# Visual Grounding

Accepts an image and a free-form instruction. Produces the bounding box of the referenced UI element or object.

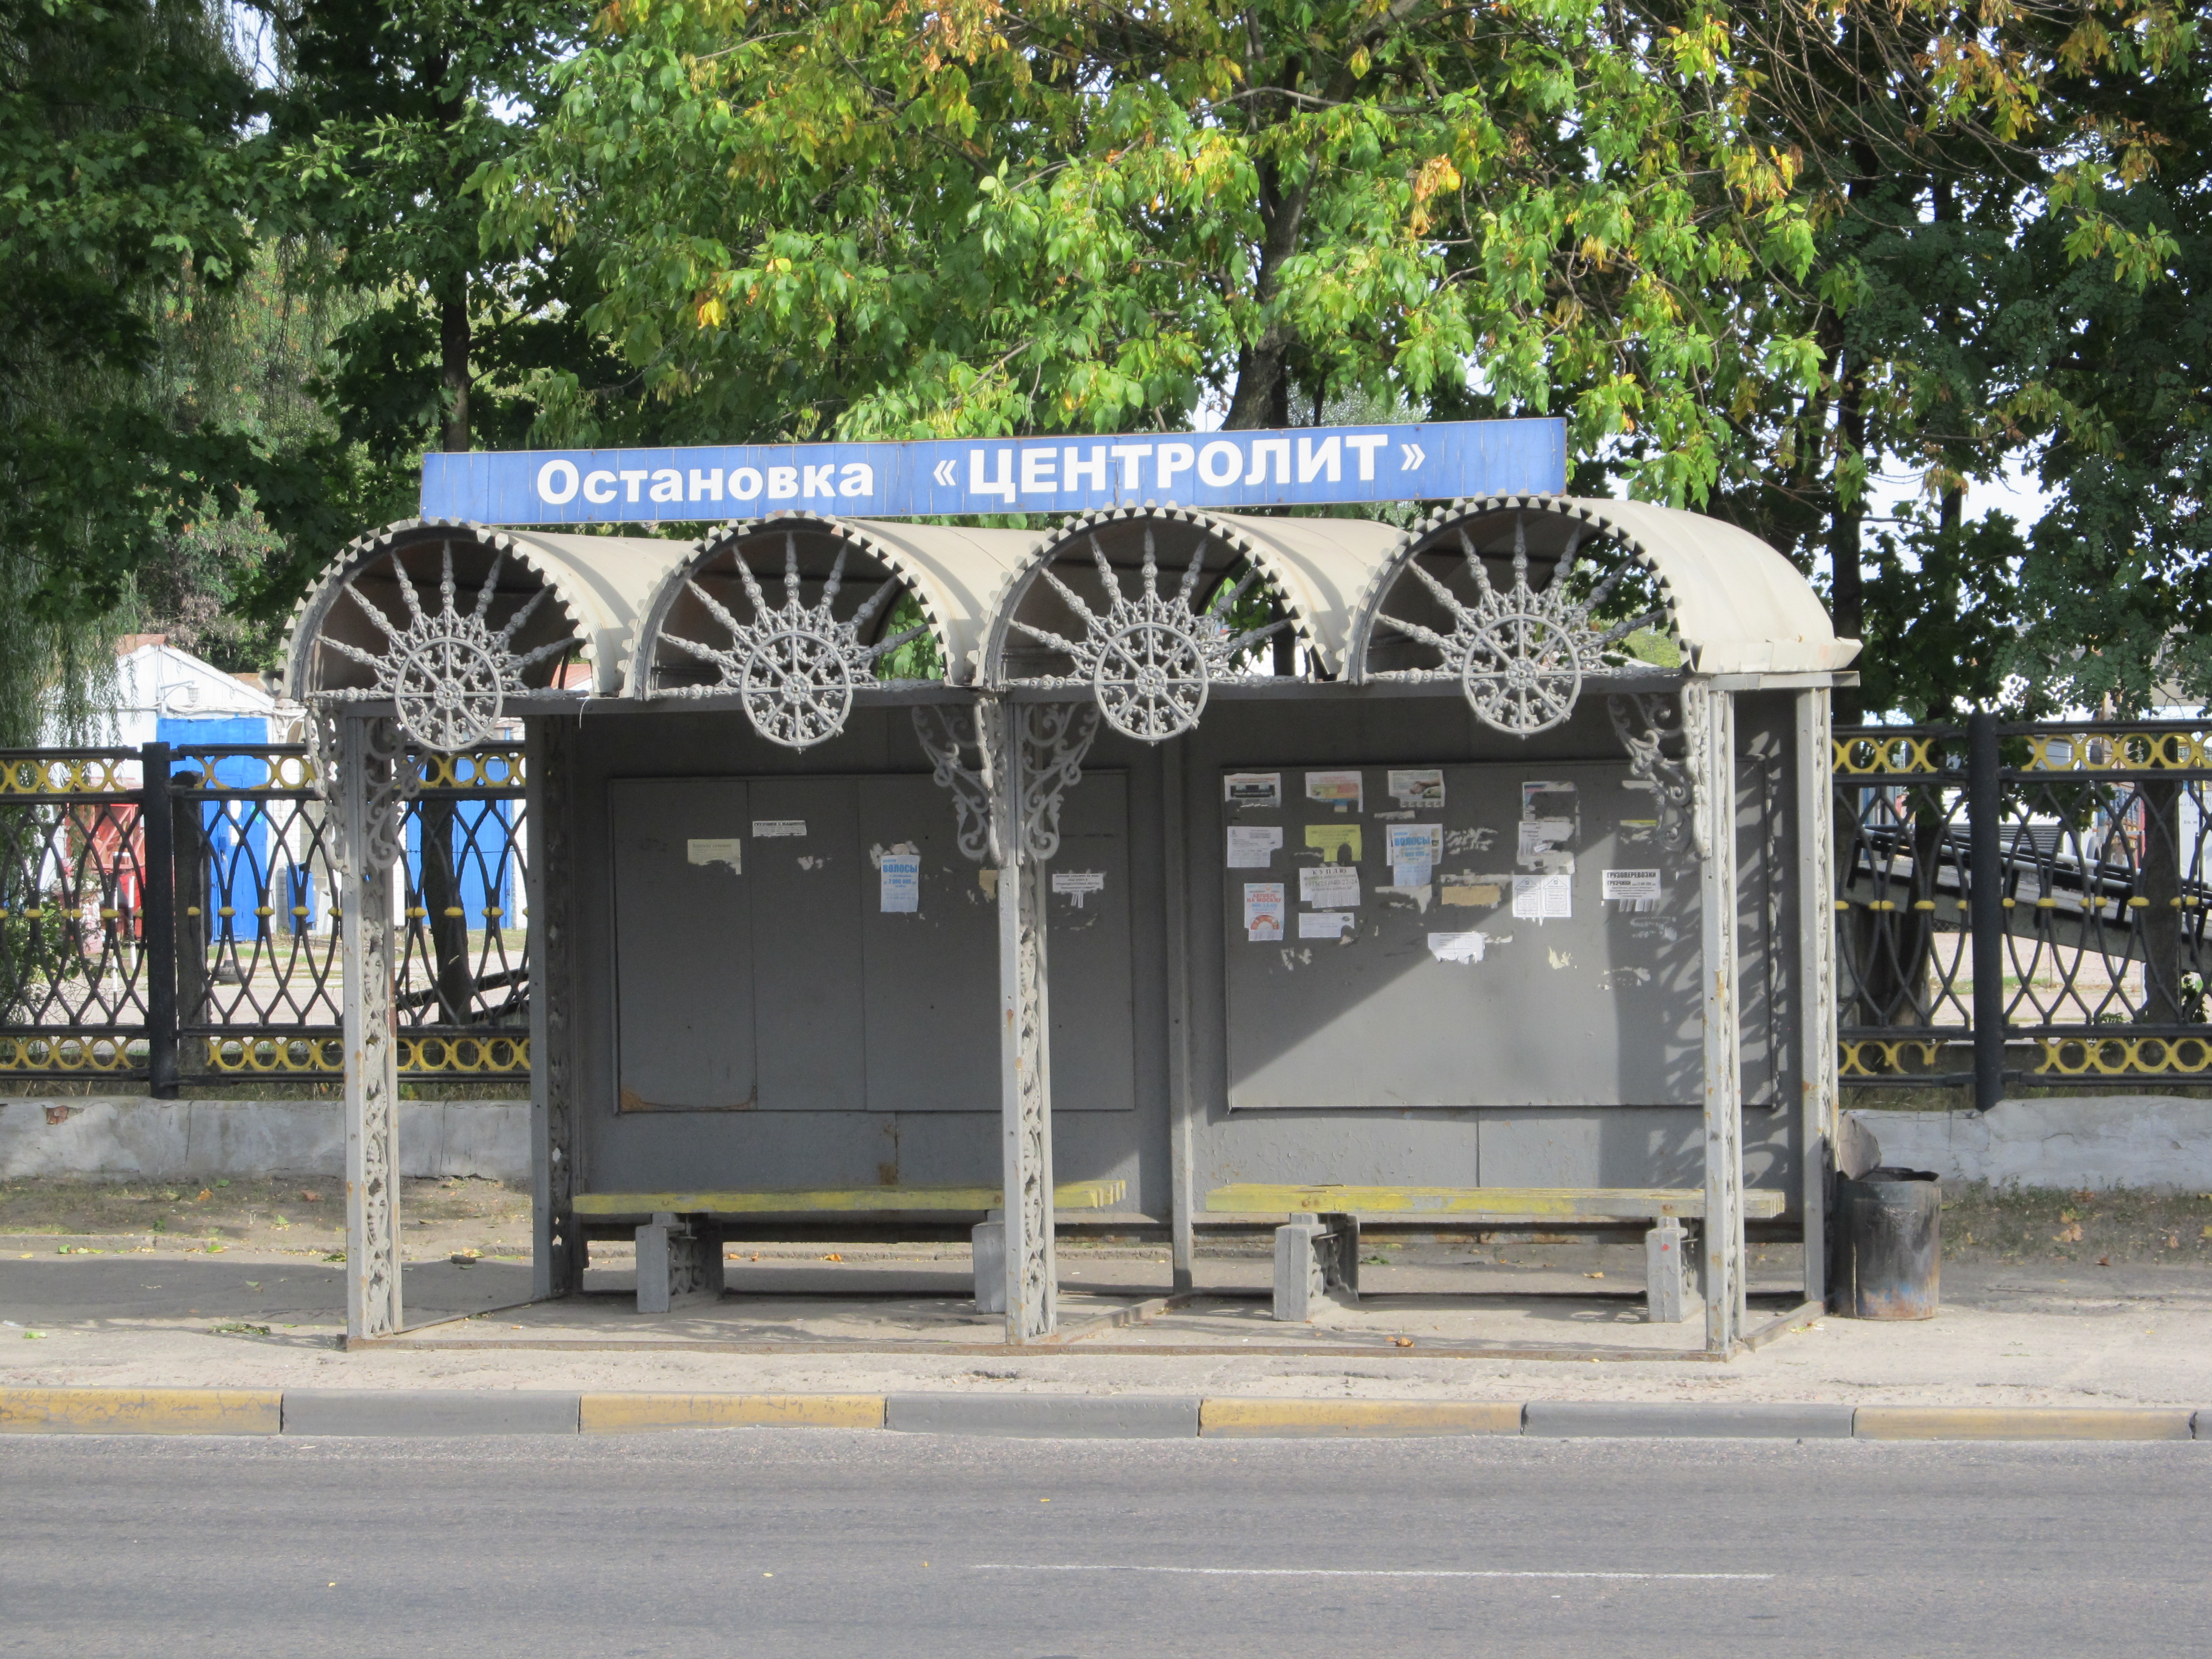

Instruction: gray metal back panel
[748,776,869,1111]
[1220,758,1703,1108]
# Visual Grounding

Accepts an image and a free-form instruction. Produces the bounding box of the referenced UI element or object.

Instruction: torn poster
[1427,931,1486,964]
[1224,772,1282,809]
[1386,823,1443,887]
[1243,882,1286,942]
[752,819,806,838]
[1303,824,1363,864]
[1299,864,1361,908]
[1602,868,1663,912]
[1305,770,1364,812]
[879,853,920,913]
[1226,825,1284,869]
[1052,871,1107,908]
[1512,871,1572,920]
[1516,817,1575,865]
[1521,779,1577,819]
[1440,883,1504,907]
[1298,910,1355,941]
[686,838,742,874]
[1388,768,1445,808]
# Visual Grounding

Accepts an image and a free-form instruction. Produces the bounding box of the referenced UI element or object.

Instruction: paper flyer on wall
[1511,871,1572,920]
[1225,826,1283,869]
[686,838,742,873]
[1303,824,1362,864]
[1517,818,1575,865]
[1427,931,1486,964]
[1521,779,1576,819]
[1243,883,1286,942]
[879,854,920,913]
[1386,823,1442,886]
[1224,772,1282,809]
[1388,768,1445,808]
[752,820,806,838]
[1304,770,1363,812]
[1299,864,1361,908]
[1602,868,1662,911]
[1298,910,1355,940]
[1052,871,1106,908]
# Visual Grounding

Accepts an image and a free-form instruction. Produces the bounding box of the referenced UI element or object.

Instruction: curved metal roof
[1346,494,1859,679]
[979,504,1404,682]
[281,518,692,705]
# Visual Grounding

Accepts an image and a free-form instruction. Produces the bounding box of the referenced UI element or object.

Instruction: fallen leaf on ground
[1391,1336,1414,1347]
[1584,1271,1604,1279]
[820,1253,844,1262]
[2098,1255,2112,1267]
[195,1190,211,1203]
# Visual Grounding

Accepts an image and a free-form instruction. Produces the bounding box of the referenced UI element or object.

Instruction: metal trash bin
[1832,1167,1941,1319]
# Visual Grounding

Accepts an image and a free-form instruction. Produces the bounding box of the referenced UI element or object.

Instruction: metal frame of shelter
[284,494,1857,1355]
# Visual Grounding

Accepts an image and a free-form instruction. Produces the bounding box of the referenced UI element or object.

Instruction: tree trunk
[440,287,470,454]
[1222,156,1308,431]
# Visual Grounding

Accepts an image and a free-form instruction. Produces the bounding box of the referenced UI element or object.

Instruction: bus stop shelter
[284,482,1856,1358]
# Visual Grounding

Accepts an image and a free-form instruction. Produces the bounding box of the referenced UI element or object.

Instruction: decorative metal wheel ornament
[1375,512,1665,738]
[1011,525,1287,742]
[324,544,566,752]
[662,534,927,750]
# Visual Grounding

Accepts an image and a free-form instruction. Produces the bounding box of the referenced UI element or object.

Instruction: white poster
[1243,882,1286,942]
[1304,770,1364,812]
[751,819,806,838]
[1427,931,1487,964]
[1224,772,1282,808]
[1386,823,1442,886]
[1388,768,1445,808]
[1298,910,1355,940]
[1052,870,1107,909]
[1226,826,1284,869]
[1512,872,1572,920]
[879,854,920,913]
[1602,868,1663,911]
[1299,864,1361,908]
[685,838,742,874]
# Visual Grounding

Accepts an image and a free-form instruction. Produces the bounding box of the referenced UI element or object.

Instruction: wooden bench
[575,1183,1129,1313]
[1204,1185,1788,1324]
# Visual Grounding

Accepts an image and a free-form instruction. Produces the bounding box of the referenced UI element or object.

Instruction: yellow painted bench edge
[575,1181,1126,1217]
[1202,1185,1787,1219]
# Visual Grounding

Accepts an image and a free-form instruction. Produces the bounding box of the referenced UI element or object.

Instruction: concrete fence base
[1853,1096,2212,1192]
[0,1097,528,1183]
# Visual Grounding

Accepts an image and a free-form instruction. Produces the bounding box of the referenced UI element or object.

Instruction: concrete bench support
[635,1213,724,1314]
[1644,1217,1703,1323]
[1272,1212,1359,1322]
[972,1211,1005,1315]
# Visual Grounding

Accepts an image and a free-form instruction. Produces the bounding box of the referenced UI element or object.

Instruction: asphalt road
[4,1431,2206,1657]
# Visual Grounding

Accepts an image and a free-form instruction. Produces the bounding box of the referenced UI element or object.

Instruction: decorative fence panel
[1837,715,2212,1101]
[0,741,529,1088]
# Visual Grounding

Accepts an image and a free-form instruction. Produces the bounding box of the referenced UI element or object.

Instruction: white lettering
[838,462,874,498]
[1296,435,1341,483]
[767,466,799,499]
[1157,441,1195,492]
[1246,439,1290,485]
[1346,434,1389,480]
[729,467,764,502]
[687,467,723,503]
[583,469,618,504]
[802,463,836,497]
[1108,442,1153,488]
[1198,440,1241,487]
[536,458,580,504]
[1064,445,1107,491]
[618,468,649,503]
[1020,447,1057,494]
[649,468,684,504]
[970,448,1016,502]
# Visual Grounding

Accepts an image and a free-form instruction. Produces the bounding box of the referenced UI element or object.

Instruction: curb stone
[4,1389,2211,1441]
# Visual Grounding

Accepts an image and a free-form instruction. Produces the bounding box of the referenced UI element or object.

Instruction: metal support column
[1966,710,2007,1115]
[1691,681,1745,1353]
[340,714,403,1342]
[1162,735,1197,1292]
[138,742,179,1100]
[529,717,582,1300]
[992,699,1057,1342]
[1793,689,1837,1308]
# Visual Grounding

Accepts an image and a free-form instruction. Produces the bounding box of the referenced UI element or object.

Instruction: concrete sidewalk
[5,1234,2211,1411]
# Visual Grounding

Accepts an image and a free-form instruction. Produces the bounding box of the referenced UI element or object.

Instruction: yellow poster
[1303,825,1363,864]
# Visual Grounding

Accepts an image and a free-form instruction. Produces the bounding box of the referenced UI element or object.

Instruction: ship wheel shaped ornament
[663,535,930,750]
[1375,514,1666,738]
[324,545,569,752]
[1011,526,1290,742]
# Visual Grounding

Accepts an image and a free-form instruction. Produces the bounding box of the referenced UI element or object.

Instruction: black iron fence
[0,740,529,1090]
[1837,714,2212,1102]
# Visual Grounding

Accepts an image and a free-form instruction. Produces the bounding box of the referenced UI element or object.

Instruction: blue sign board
[419,418,1566,525]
